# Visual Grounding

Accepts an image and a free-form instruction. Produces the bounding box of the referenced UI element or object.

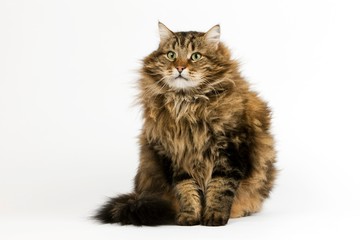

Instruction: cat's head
[142,22,235,94]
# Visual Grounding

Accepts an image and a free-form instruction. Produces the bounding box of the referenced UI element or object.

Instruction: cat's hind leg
[230,186,263,218]
[230,161,277,218]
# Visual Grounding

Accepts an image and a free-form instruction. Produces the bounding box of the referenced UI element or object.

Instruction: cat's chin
[167,77,199,91]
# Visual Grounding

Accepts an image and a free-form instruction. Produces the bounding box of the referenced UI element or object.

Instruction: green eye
[167,51,176,61]
[191,52,202,62]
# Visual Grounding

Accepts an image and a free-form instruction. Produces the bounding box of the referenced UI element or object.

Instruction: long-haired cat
[94,22,277,226]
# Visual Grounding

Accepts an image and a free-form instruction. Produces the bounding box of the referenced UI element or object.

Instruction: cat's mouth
[175,76,188,81]
[167,75,198,90]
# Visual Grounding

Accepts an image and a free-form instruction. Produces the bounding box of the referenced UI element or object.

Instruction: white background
[1,0,360,239]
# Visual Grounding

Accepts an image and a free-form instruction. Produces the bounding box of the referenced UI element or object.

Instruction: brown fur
[94,23,277,226]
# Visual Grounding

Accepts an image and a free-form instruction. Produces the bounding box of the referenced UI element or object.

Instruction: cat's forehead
[163,31,205,51]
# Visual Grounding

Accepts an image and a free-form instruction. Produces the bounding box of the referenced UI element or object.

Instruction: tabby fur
[94,22,277,226]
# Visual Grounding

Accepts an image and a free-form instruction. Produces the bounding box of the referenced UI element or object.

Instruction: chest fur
[143,93,244,189]
[145,95,235,168]
[146,113,214,189]
[147,100,209,157]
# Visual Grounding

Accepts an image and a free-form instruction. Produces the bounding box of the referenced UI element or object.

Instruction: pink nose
[176,66,186,73]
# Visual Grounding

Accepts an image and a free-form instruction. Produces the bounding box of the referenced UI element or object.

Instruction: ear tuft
[205,25,220,49]
[158,22,174,44]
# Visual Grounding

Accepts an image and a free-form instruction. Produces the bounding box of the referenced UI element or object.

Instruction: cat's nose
[176,66,186,73]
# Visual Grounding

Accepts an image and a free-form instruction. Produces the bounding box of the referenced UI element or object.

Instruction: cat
[94,22,277,226]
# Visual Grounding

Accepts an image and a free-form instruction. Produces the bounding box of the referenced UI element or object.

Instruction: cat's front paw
[202,210,229,226]
[176,213,200,226]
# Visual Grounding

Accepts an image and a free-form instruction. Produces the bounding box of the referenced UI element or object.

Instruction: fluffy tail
[93,193,176,226]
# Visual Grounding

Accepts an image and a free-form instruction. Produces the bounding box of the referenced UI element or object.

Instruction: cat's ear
[158,22,174,44]
[205,25,221,49]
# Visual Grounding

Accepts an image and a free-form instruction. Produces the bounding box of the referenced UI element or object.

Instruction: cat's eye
[166,51,176,61]
[191,52,202,62]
